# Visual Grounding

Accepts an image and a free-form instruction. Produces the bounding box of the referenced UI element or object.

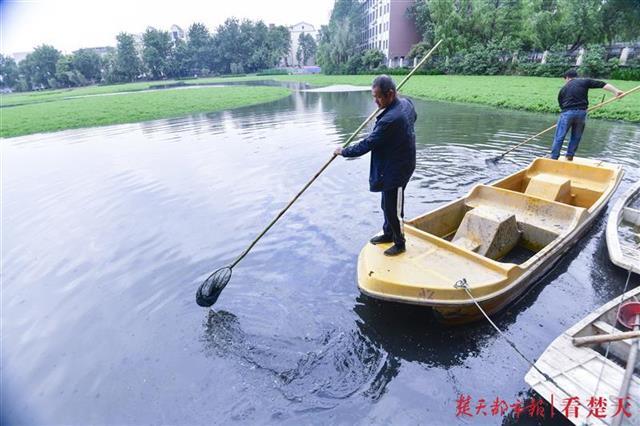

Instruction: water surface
[3,83,640,425]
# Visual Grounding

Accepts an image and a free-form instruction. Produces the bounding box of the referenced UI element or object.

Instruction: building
[360,0,420,68]
[170,25,186,43]
[288,22,318,67]
[78,46,113,58]
[11,51,29,63]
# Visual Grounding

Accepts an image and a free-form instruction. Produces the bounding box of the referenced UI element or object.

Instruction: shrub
[229,63,244,75]
[459,43,512,75]
[579,45,609,77]
[535,50,573,77]
[344,54,363,74]
[611,66,640,81]
[256,69,288,76]
[362,49,385,69]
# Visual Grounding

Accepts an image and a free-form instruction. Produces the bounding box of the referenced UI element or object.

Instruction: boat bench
[452,207,521,260]
[524,172,613,211]
[525,173,573,204]
[464,185,586,248]
[623,207,640,226]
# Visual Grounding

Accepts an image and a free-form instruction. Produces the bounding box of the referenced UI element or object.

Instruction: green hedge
[331,44,640,81]
[256,69,289,76]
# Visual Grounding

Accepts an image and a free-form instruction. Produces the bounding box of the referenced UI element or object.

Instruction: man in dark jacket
[551,69,623,161]
[334,75,417,256]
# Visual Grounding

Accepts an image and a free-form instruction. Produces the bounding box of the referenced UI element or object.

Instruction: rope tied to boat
[453,278,589,411]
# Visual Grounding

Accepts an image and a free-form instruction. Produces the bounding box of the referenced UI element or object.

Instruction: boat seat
[524,173,573,204]
[623,207,640,226]
[465,185,586,249]
[452,206,520,260]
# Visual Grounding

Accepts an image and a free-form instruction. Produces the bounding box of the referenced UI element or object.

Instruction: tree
[214,18,244,74]
[142,28,172,79]
[317,0,363,73]
[72,48,102,82]
[115,32,142,82]
[296,33,317,66]
[600,0,640,44]
[266,25,291,67]
[362,49,385,69]
[22,45,61,89]
[409,0,435,46]
[559,0,603,50]
[166,38,191,78]
[246,21,271,71]
[55,54,87,87]
[0,54,19,89]
[186,22,214,74]
[527,1,572,51]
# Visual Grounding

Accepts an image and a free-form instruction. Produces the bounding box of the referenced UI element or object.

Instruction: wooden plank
[594,321,622,335]
[527,333,640,425]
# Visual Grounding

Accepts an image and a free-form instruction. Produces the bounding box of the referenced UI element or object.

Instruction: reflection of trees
[326,91,376,138]
[221,84,324,130]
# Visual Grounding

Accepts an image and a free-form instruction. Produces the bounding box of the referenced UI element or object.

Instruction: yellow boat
[357,157,623,324]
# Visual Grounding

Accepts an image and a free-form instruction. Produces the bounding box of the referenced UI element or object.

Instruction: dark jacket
[341,97,417,192]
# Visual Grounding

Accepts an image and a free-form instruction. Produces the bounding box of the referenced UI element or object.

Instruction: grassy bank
[270,74,640,122]
[1,85,290,138]
[1,76,261,108]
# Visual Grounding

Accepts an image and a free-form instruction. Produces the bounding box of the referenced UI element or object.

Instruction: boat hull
[606,181,640,274]
[357,157,624,325]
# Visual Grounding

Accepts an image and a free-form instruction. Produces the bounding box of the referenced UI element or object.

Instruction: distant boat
[357,157,623,324]
[525,285,640,426]
[607,181,640,273]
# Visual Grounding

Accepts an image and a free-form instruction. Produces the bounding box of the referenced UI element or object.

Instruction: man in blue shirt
[334,75,417,256]
[551,69,623,161]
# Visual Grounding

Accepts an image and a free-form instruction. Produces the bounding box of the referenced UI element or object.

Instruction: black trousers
[381,185,406,246]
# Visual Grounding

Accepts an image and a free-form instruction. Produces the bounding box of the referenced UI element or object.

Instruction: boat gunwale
[606,181,640,273]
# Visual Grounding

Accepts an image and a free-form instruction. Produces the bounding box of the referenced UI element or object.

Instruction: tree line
[0,19,302,91]
[317,0,640,78]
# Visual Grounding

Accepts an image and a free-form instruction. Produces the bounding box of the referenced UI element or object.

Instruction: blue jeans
[551,110,587,159]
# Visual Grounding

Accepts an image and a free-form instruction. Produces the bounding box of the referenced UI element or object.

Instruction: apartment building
[360,0,420,67]
[288,22,318,66]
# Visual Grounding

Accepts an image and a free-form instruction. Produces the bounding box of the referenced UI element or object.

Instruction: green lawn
[1,85,290,138]
[269,74,640,122]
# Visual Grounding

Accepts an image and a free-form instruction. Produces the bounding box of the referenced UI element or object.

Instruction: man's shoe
[565,155,573,161]
[384,244,406,256]
[370,234,393,245]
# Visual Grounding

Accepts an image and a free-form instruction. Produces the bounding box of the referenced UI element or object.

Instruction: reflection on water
[3,83,639,425]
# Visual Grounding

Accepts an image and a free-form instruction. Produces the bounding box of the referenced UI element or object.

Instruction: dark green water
[3,83,639,425]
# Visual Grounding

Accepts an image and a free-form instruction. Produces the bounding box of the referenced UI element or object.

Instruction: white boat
[607,181,640,273]
[525,286,640,425]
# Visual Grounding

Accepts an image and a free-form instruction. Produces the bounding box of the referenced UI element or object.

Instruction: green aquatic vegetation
[1,74,637,138]
[1,86,290,138]
[0,76,259,108]
[269,74,640,122]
